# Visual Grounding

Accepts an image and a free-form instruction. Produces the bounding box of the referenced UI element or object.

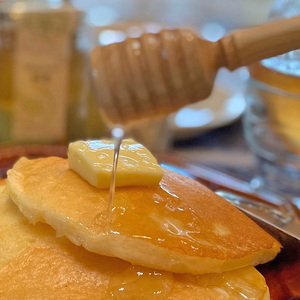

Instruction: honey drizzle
[106,128,176,299]
[107,126,125,231]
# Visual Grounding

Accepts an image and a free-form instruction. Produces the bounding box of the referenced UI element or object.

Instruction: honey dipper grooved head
[91,28,221,125]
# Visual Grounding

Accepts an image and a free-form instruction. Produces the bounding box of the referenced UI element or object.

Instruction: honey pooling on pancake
[106,265,267,299]
[91,164,279,261]
[106,264,268,299]
[107,265,173,299]
[91,177,244,261]
[94,183,207,256]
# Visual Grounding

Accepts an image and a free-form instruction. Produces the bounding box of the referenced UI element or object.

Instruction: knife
[216,190,300,241]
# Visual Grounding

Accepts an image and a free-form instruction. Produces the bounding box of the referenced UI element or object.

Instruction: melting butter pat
[68,139,164,188]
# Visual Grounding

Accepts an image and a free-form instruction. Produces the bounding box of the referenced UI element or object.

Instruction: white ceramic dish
[168,83,246,139]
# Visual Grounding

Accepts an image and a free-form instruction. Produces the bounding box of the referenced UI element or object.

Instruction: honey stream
[107,126,125,228]
[105,126,176,298]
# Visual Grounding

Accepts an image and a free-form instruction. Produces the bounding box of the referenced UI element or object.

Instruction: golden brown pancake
[0,186,270,299]
[6,157,281,274]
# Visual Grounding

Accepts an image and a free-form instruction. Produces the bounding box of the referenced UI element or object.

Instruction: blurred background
[0,0,276,148]
[4,0,300,199]
[72,0,274,29]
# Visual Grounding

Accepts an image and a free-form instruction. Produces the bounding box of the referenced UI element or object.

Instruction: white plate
[168,83,246,139]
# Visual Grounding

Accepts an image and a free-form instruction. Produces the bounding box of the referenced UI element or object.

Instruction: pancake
[0,185,270,299]
[6,156,281,275]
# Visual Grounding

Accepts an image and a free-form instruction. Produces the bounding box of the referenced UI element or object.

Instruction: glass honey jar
[0,0,105,144]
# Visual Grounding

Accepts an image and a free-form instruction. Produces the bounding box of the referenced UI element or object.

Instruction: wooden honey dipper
[91,15,300,125]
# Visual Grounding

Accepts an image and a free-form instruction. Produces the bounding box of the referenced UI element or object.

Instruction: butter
[68,139,164,189]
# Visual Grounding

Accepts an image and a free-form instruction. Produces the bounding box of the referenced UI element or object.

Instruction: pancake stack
[0,147,281,299]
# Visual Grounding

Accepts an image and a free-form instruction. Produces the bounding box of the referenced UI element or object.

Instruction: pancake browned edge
[6,157,281,277]
[0,184,271,299]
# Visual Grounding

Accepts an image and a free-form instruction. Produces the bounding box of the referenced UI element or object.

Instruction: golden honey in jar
[244,61,300,196]
[0,0,104,144]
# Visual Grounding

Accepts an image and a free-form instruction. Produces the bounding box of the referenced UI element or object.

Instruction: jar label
[12,11,77,142]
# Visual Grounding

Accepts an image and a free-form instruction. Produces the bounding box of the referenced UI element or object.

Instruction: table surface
[171,118,258,183]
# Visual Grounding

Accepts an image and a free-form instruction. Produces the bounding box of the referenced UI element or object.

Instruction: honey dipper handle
[220,15,300,70]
